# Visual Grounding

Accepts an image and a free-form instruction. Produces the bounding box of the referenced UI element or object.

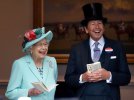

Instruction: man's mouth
[94,30,101,34]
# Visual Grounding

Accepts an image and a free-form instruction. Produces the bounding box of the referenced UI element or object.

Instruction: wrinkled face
[85,20,104,41]
[30,39,49,60]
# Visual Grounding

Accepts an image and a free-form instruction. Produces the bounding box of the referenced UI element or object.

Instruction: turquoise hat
[22,27,53,52]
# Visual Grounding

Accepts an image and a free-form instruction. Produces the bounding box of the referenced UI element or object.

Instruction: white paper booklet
[87,62,101,72]
[32,82,58,92]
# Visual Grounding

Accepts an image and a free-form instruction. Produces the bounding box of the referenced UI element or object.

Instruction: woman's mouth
[39,51,46,55]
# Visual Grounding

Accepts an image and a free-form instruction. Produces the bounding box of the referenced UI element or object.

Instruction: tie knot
[94,42,99,47]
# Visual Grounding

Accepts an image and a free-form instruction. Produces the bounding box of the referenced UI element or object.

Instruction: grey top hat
[81,3,107,26]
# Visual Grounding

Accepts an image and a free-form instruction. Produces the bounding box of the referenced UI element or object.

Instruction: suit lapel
[99,38,111,69]
[24,55,44,82]
[42,57,50,84]
[42,57,56,87]
[81,40,92,72]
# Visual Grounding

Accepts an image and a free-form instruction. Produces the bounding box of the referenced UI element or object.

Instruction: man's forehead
[89,20,103,23]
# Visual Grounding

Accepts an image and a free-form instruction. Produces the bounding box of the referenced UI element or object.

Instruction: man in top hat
[65,3,131,100]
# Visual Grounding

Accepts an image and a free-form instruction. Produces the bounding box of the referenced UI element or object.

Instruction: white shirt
[90,36,104,60]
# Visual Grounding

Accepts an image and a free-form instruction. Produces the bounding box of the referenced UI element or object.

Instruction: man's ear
[84,27,88,34]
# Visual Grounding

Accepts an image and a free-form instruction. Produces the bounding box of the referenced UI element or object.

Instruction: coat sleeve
[110,42,131,86]
[64,47,82,88]
[53,57,58,82]
[5,60,29,100]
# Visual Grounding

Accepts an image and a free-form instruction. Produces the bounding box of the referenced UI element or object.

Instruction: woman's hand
[28,88,43,96]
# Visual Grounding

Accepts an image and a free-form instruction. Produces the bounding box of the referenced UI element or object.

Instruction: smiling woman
[5,27,58,100]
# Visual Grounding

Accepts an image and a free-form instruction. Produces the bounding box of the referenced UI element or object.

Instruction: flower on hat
[24,30,36,41]
[24,28,43,41]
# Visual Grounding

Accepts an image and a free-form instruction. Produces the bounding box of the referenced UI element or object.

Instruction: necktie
[93,42,100,62]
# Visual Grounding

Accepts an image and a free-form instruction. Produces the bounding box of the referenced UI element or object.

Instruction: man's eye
[98,22,102,24]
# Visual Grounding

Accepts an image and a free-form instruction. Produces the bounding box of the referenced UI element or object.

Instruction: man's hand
[82,68,111,82]
[91,68,111,82]
[82,71,92,82]
[96,68,111,80]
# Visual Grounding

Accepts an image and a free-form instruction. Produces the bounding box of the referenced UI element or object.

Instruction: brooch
[49,61,54,68]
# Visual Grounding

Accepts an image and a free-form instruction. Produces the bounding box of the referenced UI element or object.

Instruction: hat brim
[22,31,53,52]
[81,17,107,26]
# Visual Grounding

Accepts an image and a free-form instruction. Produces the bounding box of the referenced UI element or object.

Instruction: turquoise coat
[5,54,58,100]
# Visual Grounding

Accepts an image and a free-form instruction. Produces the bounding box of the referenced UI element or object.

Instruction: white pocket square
[110,56,117,59]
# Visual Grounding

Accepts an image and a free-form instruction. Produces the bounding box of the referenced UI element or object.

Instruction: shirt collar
[89,36,105,47]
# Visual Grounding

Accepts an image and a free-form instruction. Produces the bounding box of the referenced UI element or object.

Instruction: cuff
[106,71,112,83]
[79,74,85,83]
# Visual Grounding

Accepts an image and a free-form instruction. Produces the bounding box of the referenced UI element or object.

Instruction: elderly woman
[5,27,58,100]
